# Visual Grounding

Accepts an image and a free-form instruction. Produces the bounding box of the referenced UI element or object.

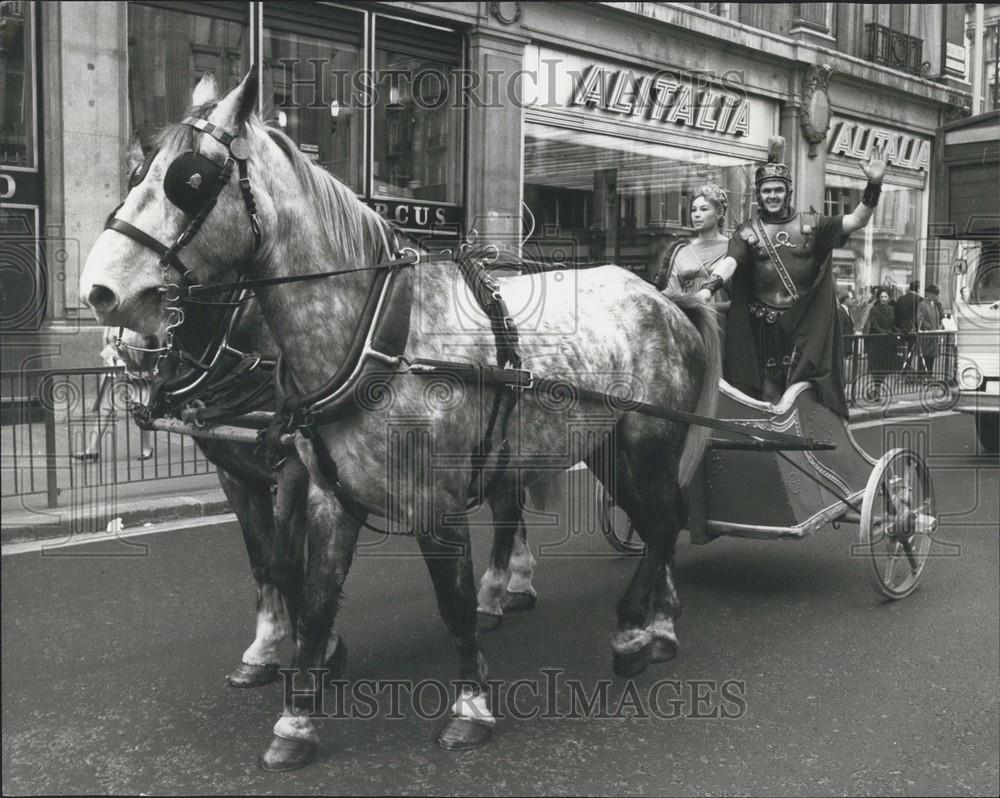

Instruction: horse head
[80,70,268,335]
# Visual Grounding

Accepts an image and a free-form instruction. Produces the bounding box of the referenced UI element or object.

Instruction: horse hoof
[227,661,279,688]
[501,591,536,613]
[613,642,652,678]
[257,735,317,772]
[651,637,678,663]
[323,637,348,684]
[437,717,493,752]
[477,611,502,633]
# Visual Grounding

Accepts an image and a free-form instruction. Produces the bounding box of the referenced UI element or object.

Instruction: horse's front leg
[214,464,288,688]
[258,483,362,772]
[418,509,494,751]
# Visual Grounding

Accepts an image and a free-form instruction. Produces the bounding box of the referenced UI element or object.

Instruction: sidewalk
[1,391,956,546]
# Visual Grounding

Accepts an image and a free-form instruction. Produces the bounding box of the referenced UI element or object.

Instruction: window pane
[128,2,248,147]
[0,1,35,168]
[262,18,364,194]
[523,123,755,273]
[372,19,463,203]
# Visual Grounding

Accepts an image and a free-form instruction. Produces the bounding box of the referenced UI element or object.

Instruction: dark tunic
[724,212,850,418]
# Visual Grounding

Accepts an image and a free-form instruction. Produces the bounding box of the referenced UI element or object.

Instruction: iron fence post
[44,401,58,508]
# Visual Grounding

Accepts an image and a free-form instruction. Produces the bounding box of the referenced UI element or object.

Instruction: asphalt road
[3,412,998,795]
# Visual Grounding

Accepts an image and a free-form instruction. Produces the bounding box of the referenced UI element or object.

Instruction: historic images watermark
[270,59,749,116]
[279,668,748,722]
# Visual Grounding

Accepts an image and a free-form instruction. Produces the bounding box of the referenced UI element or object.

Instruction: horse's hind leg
[418,515,494,751]
[259,484,362,772]
[477,486,536,632]
[648,489,686,662]
[503,520,537,613]
[597,428,685,678]
[649,563,681,662]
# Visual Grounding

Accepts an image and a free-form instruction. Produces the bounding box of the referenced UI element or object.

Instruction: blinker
[165,151,226,217]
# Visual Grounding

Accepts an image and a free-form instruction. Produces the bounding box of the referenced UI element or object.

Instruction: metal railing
[0,339,958,504]
[843,331,958,406]
[864,23,928,77]
[2,366,215,507]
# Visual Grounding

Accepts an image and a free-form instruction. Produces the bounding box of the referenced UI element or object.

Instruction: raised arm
[842,146,888,236]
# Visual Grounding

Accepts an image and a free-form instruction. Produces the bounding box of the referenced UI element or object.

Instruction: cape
[724,213,849,418]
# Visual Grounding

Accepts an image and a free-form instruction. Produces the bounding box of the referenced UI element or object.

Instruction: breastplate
[738,213,819,308]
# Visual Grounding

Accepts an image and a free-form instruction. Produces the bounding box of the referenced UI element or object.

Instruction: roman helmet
[755,136,793,220]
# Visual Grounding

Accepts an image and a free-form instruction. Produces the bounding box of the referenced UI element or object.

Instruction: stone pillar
[59,1,128,315]
[781,85,827,216]
[465,26,527,250]
[788,3,835,49]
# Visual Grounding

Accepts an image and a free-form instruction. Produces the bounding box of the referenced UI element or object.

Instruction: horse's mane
[260,121,392,265]
[156,104,393,266]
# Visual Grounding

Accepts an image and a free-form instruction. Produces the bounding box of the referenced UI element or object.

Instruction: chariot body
[602,379,937,600]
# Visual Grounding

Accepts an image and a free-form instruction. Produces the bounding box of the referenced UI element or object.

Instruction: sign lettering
[570,64,752,138]
[828,118,930,171]
[367,200,462,235]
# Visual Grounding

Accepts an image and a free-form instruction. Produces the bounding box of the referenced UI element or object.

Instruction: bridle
[104,116,263,377]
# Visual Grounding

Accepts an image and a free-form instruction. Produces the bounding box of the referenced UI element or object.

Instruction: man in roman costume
[696,136,887,417]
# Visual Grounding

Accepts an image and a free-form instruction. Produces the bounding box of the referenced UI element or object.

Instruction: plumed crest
[766,136,786,165]
[756,135,791,187]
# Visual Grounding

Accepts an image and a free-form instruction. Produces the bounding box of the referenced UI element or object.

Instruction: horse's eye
[164,151,225,217]
[128,148,158,189]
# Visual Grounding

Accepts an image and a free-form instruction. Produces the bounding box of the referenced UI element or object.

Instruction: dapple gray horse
[81,72,720,771]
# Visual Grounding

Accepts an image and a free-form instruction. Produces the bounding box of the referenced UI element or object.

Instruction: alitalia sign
[828,118,930,171]
[570,64,752,138]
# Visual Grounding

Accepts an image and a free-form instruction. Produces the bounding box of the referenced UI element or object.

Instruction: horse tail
[669,292,721,488]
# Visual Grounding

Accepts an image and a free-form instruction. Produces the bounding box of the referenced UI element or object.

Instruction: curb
[1,490,232,546]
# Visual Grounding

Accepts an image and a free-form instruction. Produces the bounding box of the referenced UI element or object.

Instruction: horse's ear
[125,131,144,174]
[192,72,219,107]
[214,67,258,128]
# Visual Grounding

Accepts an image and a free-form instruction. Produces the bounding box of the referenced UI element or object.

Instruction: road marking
[1,513,238,557]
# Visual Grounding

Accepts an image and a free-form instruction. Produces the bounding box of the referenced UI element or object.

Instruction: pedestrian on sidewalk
[918,284,944,375]
[72,327,155,462]
[864,287,896,375]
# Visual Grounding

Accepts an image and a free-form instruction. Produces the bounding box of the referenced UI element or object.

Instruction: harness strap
[403,359,832,450]
[181,253,419,297]
[105,218,198,283]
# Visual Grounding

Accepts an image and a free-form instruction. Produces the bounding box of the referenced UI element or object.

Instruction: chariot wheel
[597,486,644,555]
[859,448,936,600]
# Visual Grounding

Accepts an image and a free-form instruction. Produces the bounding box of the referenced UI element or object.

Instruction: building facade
[0,1,981,370]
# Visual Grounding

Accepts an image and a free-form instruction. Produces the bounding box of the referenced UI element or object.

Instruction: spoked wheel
[859,448,937,599]
[597,486,644,555]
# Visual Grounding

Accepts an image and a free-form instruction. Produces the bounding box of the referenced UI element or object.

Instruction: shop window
[128,1,249,148]
[372,15,463,204]
[523,123,755,275]
[0,0,35,169]
[1,1,43,333]
[262,4,364,193]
